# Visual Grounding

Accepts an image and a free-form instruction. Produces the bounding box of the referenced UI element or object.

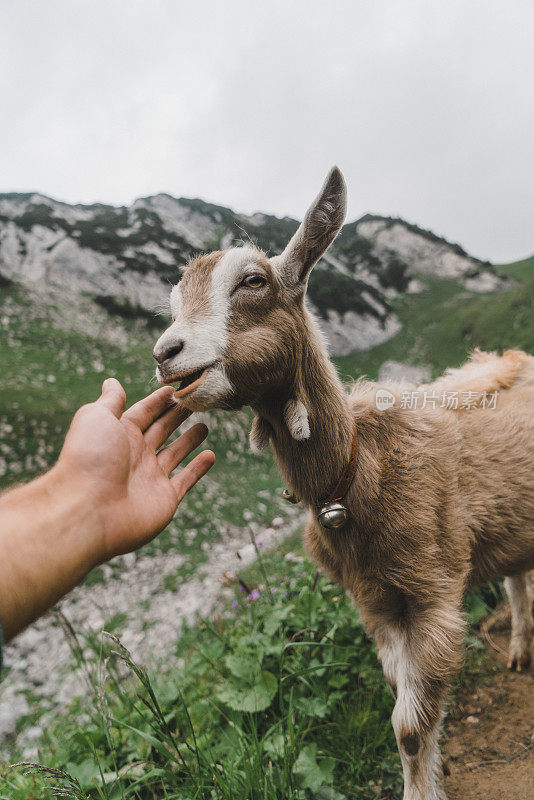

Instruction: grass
[1,550,400,800]
[335,255,534,382]
[0,535,503,800]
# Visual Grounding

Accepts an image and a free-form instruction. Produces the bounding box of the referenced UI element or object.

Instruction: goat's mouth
[161,365,213,398]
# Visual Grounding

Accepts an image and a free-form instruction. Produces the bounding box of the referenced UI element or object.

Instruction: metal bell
[317,501,349,529]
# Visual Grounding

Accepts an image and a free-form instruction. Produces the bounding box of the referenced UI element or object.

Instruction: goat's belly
[467,528,534,587]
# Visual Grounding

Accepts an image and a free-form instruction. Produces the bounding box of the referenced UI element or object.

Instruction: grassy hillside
[335,255,534,382]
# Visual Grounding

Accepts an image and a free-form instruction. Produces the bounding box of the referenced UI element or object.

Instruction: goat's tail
[424,348,534,400]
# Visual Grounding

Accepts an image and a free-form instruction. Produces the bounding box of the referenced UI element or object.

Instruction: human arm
[0,379,215,642]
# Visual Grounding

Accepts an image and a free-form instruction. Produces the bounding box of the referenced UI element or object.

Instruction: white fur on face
[210,245,259,311]
[155,246,260,408]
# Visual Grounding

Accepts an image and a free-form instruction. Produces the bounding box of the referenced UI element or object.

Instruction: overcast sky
[1,0,532,262]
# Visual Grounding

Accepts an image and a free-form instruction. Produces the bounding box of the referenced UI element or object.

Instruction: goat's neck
[253,336,354,509]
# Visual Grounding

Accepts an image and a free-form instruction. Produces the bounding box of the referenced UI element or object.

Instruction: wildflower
[248,589,261,601]
[270,587,277,594]
[232,600,238,609]
[257,540,264,547]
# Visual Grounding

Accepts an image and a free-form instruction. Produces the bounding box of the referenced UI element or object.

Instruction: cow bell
[317,501,349,529]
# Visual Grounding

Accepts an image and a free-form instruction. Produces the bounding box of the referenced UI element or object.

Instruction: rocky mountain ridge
[0,191,507,354]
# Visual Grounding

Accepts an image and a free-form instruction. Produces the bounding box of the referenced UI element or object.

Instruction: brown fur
[179,251,227,319]
[157,168,533,800]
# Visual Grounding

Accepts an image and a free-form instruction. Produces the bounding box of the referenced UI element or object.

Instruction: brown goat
[153,168,534,800]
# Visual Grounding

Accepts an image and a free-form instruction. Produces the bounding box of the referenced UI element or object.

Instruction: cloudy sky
[1,0,532,262]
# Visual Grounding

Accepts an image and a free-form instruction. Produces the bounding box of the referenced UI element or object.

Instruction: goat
[153,167,534,800]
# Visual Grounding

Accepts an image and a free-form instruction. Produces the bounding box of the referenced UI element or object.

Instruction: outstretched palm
[58,379,215,560]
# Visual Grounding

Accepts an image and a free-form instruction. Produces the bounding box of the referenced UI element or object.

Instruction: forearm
[0,465,103,641]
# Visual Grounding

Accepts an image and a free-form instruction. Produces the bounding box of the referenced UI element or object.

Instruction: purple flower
[248,589,261,601]
[239,586,245,593]
[270,587,277,594]
[232,600,238,609]
[257,541,264,547]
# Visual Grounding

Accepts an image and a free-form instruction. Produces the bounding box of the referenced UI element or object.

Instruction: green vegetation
[243,215,300,255]
[15,203,60,232]
[8,199,194,281]
[377,254,410,293]
[334,224,381,271]
[178,197,301,255]
[1,556,398,799]
[308,267,387,320]
[178,196,243,229]
[336,255,534,381]
[1,542,500,800]
[72,208,129,253]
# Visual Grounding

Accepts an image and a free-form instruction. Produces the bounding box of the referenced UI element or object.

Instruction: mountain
[0,191,508,355]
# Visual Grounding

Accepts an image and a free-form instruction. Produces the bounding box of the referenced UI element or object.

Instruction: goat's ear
[271,166,347,288]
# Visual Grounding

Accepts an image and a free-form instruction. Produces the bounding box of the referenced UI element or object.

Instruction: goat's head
[153,167,347,413]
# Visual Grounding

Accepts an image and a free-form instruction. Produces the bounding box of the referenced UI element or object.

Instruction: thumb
[98,377,126,419]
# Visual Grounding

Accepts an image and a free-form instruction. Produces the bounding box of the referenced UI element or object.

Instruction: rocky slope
[0,192,507,354]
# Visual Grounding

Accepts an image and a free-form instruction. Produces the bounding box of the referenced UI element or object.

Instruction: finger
[170,450,216,501]
[144,402,193,451]
[123,386,186,432]
[157,423,209,474]
[97,378,126,419]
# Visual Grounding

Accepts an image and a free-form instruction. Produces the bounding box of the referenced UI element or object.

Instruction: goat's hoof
[507,640,532,672]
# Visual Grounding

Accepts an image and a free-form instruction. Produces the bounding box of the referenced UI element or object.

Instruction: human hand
[56,378,215,562]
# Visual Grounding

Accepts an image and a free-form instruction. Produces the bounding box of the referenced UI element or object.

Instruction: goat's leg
[376,610,464,800]
[504,573,533,671]
[392,656,448,799]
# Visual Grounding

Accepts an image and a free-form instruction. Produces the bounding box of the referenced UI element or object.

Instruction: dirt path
[444,629,533,800]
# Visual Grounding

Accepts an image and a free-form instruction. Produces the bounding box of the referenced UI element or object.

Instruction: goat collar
[283,419,359,516]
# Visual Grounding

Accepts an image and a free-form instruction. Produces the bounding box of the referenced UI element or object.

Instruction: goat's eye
[242,274,266,289]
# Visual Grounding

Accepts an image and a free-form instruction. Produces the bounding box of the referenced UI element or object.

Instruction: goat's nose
[153,341,184,365]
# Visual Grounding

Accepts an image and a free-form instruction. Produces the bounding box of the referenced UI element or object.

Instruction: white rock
[378,360,431,385]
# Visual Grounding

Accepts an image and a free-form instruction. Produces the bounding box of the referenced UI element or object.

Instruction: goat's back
[348,349,534,584]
